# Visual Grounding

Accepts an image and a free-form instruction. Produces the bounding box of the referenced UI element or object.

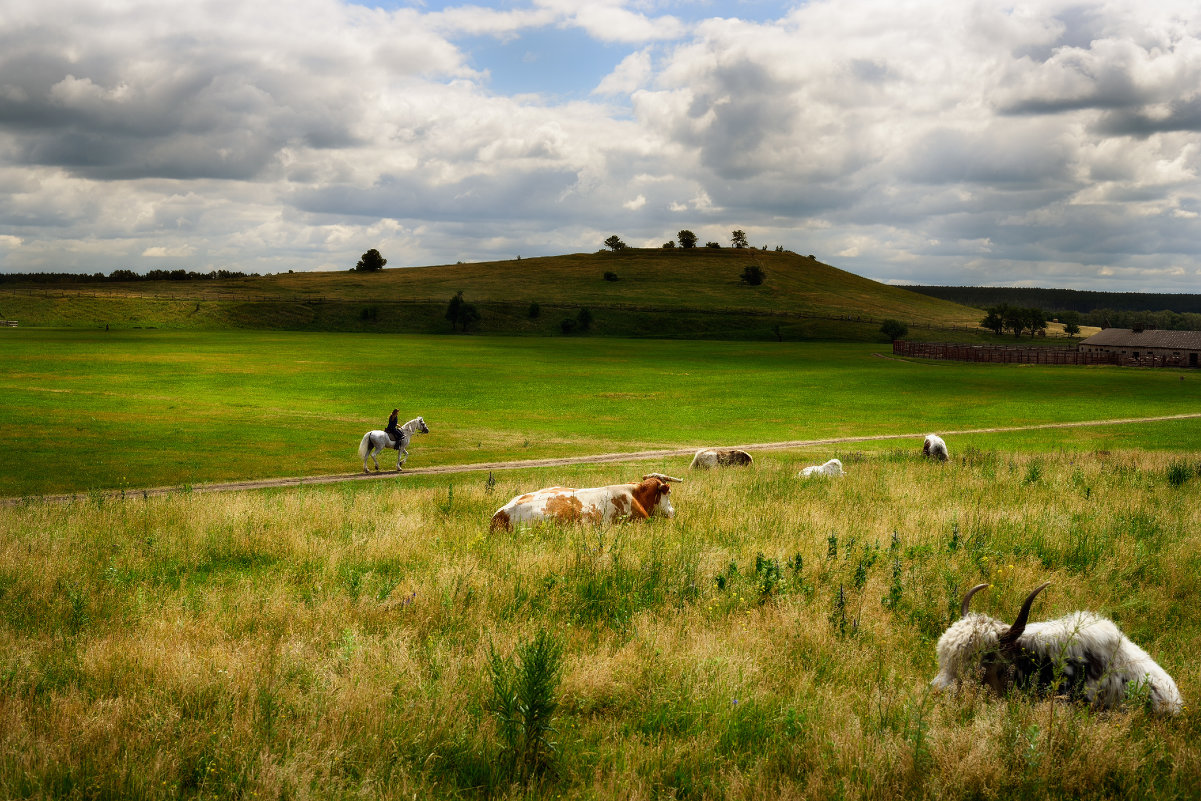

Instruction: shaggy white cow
[799,458,844,477]
[931,582,1183,716]
[923,434,949,461]
[689,448,754,470]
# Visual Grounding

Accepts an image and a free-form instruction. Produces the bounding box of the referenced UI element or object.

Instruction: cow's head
[640,473,682,518]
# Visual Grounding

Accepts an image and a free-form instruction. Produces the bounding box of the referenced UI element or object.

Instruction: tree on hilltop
[355,248,387,272]
[731,230,749,249]
[603,235,626,251]
[677,230,697,249]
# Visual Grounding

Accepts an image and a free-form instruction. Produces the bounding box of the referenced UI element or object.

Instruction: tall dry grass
[1,448,1199,799]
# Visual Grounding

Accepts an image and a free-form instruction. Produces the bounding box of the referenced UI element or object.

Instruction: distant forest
[909,286,1201,331]
[0,269,256,284]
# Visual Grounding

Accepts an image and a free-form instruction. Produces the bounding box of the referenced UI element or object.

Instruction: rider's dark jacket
[386,412,400,437]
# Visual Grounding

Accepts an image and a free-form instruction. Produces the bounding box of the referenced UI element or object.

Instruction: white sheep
[931,582,1183,715]
[799,458,844,477]
[922,434,948,461]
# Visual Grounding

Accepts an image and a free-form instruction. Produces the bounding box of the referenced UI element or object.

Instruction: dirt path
[9,412,1201,505]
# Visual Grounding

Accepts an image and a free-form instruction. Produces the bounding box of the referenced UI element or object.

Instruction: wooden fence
[893,340,1118,365]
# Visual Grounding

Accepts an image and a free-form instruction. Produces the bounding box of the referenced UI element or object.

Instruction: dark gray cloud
[1094,96,1201,137]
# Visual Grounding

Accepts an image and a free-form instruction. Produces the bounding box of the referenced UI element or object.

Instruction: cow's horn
[999,581,1051,647]
[960,583,989,617]
[643,473,683,483]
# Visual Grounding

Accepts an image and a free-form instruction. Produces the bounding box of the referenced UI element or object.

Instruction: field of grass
[3,329,1201,497]
[2,449,1199,799]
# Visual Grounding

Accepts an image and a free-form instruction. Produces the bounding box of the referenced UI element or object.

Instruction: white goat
[931,582,1183,716]
[922,434,948,461]
[689,448,754,470]
[799,458,844,477]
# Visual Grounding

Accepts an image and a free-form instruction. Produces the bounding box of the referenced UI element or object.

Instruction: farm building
[1078,328,1201,368]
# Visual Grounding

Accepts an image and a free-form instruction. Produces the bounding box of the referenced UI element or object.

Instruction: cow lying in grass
[689,448,754,469]
[931,582,1183,715]
[490,474,682,532]
[799,458,844,477]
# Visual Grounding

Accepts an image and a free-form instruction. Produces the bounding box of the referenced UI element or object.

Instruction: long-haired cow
[490,474,682,532]
[932,582,1183,715]
[922,434,948,461]
[689,448,754,470]
[799,458,844,477]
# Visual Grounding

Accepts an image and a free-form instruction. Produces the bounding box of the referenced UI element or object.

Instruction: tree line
[604,230,786,253]
[908,285,1201,317]
[0,268,258,284]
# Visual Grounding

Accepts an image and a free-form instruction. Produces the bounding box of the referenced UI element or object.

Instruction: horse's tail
[358,432,373,461]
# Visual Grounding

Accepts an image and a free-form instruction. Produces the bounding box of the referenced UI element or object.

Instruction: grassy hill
[1,249,990,341]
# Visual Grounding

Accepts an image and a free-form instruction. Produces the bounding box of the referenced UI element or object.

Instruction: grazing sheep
[923,434,948,461]
[689,448,754,470]
[931,582,1183,715]
[799,458,844,477]
[490,474,682,532]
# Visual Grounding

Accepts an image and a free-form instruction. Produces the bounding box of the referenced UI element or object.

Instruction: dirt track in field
[9,412,1201,506]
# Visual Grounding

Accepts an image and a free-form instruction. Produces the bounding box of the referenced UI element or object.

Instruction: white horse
[358,416,430,472]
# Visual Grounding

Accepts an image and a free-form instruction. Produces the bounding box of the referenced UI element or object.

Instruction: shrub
[880,319,908,341]
[705,241,721,249]
[560,318,576,335]
[527,301,540,319]
[1167,461,1192,487]
[603,272,619,282]
[487,631,564,782]
[446,290,481,332]
[740,265,765,286]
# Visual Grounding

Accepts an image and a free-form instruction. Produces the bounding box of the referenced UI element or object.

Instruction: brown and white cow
[689,448,754,470]
[490,474,682,532]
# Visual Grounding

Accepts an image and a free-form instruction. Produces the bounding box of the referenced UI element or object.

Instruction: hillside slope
[2,249,985,340]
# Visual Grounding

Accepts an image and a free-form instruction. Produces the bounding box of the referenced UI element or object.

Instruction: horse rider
[385,408,401,448]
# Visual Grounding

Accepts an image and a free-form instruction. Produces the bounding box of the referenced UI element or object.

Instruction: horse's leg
[371,442,382,471]
[396,447,407,471]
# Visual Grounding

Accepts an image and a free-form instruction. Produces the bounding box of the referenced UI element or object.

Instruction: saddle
[385,430,402,449]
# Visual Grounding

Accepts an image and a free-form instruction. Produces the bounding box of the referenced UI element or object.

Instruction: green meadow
[2,329,1201,497]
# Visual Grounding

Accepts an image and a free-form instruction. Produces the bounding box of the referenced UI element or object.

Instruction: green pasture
[2,328,1200,497]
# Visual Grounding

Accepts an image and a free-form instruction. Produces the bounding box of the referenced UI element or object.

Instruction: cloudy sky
[3,0,1201,292]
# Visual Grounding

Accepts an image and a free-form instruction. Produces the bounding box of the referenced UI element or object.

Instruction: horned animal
[689,448,754,469]
[931,582,1182,715]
